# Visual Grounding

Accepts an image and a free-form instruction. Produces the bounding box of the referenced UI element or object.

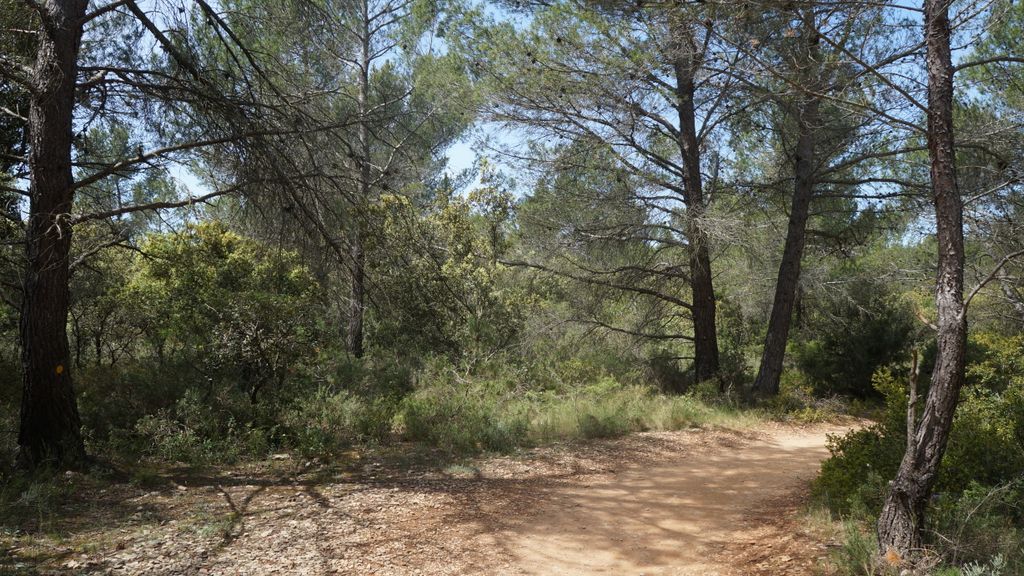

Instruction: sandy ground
[488,425,843,576]
[2,423,853,575]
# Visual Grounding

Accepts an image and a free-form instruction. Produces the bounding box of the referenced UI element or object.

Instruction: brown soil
[1,423,853,575]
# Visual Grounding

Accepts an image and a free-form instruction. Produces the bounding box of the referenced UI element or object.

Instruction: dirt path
[489,425,842,575]
[3,423,852,575]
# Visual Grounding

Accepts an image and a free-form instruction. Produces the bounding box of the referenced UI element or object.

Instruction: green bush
[399,378,530,454]
[815,331,1024,573]
[763,370,851,423]
[123,389,273,465]
[282,388,398,458]
[793,282,917,398]
[831,521,892,576]
[0,469,75,532]
[397,366,749,455]
[814,425,903,515]
[966,333,1024,393]
[76,361,191,444]
[931,481,1024,570]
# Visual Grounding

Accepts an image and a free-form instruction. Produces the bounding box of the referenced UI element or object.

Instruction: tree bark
[753,96,819,396]
[877,0,966,559]
[347,0,371,359]
[18,0,90,470]
[347,232,365,358]
[671,17,720,383]
[752,9,822,397]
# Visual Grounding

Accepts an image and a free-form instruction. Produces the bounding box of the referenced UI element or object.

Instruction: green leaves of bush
[814,331,1024,572]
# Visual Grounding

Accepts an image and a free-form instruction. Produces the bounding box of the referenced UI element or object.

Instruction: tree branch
[964,249,1024,311]
[81,0,130,24]
[954,56,1024,73]
[69,181,249,225]
[501,259,694,311]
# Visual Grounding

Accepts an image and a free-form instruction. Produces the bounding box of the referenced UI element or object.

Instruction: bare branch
[573,318,694,341]
[81,0,130,24]
[69,181,249,225]
[964,249,1024,311]
[955,56,1024,73]
[502,259,694,311]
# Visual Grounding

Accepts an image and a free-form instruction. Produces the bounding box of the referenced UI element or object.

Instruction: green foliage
[126,389,273,465]
[966,333,1024,394]
[763,370,852,424]
[282,388,398,458]
[831,521,892,576]
[0,470,73,533]
[76,362,191,443]
[129,222,322,403]
[398,371,531,454]
[815,331,1024,572]
[815,422,901,516]
[396,361,750,455]
[967,0,1024,110]
[793,281,917,398]
[715,297,759,390]
[932,481,1024,570]
[368,181,529,360]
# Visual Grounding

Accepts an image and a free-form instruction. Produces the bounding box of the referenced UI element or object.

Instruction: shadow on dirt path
[477,426,842,575]
[1,423,852,575]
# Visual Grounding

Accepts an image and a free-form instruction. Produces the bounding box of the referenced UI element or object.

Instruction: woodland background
[1,0,1023,573]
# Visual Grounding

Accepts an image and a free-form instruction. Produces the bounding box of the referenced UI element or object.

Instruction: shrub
[397,366,750,456]
[813,425,903,515]
[814,331,1024,574]
[831,521,891,576]
[128,223,323,405]
[125,389,273,465]
[76,361,190,444]
[793,282,917,398]
[282,388,398,458]
[763,370,850,423]
[0,470,74,532]
[931,481,1024,570]
[399,378,530,454]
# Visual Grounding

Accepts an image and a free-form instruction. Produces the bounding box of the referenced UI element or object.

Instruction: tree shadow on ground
[1,425,843,575]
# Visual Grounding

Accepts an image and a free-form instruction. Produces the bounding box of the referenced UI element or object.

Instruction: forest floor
[2,421,857,575]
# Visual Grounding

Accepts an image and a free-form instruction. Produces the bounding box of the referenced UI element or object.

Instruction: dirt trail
[4,423,852,575]
[489,425,842,576]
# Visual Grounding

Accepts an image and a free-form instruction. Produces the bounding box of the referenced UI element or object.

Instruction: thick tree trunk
[671,20,720,383]
[18,0,89,470]
[753,97,819,396]
[877,0,966,560]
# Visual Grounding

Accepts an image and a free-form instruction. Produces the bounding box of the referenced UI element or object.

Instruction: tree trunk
[671,18,720,383]
[347,232,365,358]
[877,0,966,560]
[347,0,371,359]
[753,96,819,396]
[752,9,822,397]
[18,0,89,470]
